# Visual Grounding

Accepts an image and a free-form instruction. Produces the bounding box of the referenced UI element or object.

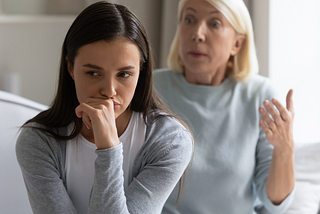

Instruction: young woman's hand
[259,89,295,154]
[75,97,120,150]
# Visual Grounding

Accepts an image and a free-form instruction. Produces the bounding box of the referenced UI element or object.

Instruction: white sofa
[1,90,320,213]
[258,142,320,214]
[0,90,47,214]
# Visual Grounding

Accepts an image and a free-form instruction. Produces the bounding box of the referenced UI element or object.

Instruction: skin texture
[179,0,295,205]
[178,0,245,86]
[67,37,140,150]
[260,89,295,204]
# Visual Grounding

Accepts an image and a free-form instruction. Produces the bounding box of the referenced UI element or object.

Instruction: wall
[0,16,74,105]
[269,0,320,144]
[0,0,162,105]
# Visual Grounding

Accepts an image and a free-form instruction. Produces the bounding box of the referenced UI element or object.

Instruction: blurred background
[0,0,319,145]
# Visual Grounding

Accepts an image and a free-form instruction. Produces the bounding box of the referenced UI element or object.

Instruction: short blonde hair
[168,0,258,82]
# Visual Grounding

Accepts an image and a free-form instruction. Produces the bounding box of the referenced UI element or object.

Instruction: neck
[184,64,228,86]
[116,109,133,137]
[80,109,133,143]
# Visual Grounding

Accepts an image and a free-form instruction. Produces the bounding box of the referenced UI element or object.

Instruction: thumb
[75,106,83,118]
[286,89,294,113]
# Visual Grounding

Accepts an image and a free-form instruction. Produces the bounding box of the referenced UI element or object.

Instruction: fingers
[259,119,272,139]
[75,103,93,129]
[75,99,115,131]
[270,98,290,122]
[259,106,277,131]
[286,89,294,114]
[262,100,283,125]
[82,113,92,129]
[85,97,114,109]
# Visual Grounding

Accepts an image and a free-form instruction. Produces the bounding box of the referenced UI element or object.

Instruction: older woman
[153,0,295,213]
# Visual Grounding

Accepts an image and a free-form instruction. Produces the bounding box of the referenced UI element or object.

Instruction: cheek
[122,79,139,104]
[73,77,91,103]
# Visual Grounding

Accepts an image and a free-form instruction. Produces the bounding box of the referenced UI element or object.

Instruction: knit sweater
[16,111,193,214]
[153,69,294,214]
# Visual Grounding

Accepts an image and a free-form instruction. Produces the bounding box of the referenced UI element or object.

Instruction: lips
[112,100,120,110]
[188,50,207,58]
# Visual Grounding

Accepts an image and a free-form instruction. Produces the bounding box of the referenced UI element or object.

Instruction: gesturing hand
[75,98,120,150]
[259,89,295,153]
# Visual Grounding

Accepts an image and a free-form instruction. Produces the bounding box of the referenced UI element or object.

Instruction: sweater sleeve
[16,125,78,214]
[254,79,295,213]
[88,116,193,214]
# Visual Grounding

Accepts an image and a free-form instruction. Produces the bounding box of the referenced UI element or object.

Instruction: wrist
[96,137,120,150]
[272,146,294,162]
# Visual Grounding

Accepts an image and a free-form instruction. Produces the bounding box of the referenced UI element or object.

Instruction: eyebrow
[118,66,136,71]
[83,64,103,70]
[185,7,220,14]
[83,64,136,71]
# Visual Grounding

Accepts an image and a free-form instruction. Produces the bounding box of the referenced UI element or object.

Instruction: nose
[192,22,206,42]
[100,78,116,98]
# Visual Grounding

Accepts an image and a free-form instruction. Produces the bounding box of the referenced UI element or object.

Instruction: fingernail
[259,107,263,113]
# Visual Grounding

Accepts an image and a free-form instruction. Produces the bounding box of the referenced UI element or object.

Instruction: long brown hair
[24,1,172,137]
[23,1,192,204]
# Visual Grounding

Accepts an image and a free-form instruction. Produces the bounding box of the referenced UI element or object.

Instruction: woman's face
[67,38,140,119]
[179,0,242,76]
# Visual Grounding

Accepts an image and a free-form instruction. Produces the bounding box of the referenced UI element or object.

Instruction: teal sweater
[153,69,295,214]
[16,111,193,214]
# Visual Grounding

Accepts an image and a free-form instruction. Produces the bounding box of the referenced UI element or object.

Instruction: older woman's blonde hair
[168,0,258,82]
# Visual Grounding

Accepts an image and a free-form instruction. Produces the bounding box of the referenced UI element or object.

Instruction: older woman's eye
[211,21,220,28]
[185,17,194,24]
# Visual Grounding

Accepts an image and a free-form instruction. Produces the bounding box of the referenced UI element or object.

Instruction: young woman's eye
[87,71,98,76]
[118,72,131,78]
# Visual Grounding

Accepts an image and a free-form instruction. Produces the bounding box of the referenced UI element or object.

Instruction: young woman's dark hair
[22,2,192,207]
[23,1,173,140]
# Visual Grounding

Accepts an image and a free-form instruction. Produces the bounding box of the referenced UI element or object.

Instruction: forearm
[89,144,129,214]
[266,148,295,204]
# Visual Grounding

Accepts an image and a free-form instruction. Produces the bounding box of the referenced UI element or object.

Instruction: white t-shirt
[65,111,146,214]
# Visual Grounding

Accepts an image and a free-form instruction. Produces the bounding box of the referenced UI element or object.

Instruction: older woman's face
[179,0,242,76]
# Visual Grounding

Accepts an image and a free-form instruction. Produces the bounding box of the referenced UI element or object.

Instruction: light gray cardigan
[16,112,193,214]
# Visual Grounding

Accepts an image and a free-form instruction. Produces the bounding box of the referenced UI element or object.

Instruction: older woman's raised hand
[259,89,295,153]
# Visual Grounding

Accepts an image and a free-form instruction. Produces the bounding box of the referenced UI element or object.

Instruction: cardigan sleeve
[254,79,295,213]
[88,116,193,214]
[17,117,193,214]
[16,125,78,214]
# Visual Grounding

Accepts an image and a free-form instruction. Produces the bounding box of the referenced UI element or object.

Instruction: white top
[65,111,146,214]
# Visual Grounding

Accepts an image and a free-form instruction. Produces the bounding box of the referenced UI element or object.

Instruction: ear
[230,34,246,56]
[66,57,74,80]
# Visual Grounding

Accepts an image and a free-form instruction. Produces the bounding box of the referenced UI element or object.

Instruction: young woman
[153,0,295,213]
[16,2,192,214]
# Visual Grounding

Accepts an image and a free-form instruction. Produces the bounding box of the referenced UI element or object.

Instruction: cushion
[258,143,320,214]
[283,143,320,214]
[0,90,47,214]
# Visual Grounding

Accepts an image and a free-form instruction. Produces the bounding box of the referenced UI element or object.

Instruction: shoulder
[143,110,193,160]
[153,68,173,77]
[16,122,67,161]
[235,74,279,101]
[153,68,178,84]
[153,68,184,98]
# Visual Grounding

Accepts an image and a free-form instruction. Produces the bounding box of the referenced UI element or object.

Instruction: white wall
[0,16,74,105]
[269,0,320,144]
[251,0,320,144]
